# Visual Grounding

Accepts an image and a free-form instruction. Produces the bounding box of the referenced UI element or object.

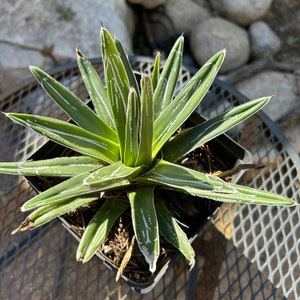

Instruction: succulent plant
[0,27,296,275]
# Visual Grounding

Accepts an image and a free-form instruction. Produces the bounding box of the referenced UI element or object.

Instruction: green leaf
[21,161,141,211]
[76,49,115,129]
[229,183,296,206]
[137,160,236,197]
[128,187,159,273]
[162,97,270,162]
[13,195,98,233]
[151,52,161,91]
[30,66,117,142]
[156,199,195,268]
[6,113,119,164]
[100,27,130,159]
[153,36,184,119]
[115,38,140,96]
[135,75,153,168]
[138,160,296,206]
[0,156,101,177]
[77,198,129,263]
[84,161,143,188]
[152,50,225,158]
[123,87,140,166]
[21,166,134,211]
[21,172,96,211]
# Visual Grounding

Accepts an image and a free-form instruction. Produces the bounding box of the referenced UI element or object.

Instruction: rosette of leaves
[0,27,296,274]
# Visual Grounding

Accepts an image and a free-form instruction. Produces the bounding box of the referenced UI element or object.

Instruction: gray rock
[235,71,298,122]
[0,0,134,70]
[127,0,168,9]
[249,21,281,58]
[165,0,211,34]
[190,18,250,73]
[193,0,211,9]
[210,0,273,26]
[279,106,300,154]
[0,66,32,92]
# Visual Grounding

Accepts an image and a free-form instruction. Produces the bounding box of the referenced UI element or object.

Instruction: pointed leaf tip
[76,47,84,57]
[29,65,39,74]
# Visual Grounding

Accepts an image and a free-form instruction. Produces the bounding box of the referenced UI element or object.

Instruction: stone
[0,0,134,71]
[193,0,211,9]
[235,71,298,122]
[210,0,273,26]
[190,18,250,73]
[279,106,300,154]
[127,0,168,9]
[165,0,211,34]
[0,66,33,92]
[249,21,281,58]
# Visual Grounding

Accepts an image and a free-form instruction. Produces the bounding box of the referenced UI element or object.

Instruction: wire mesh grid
[0,57,299,300]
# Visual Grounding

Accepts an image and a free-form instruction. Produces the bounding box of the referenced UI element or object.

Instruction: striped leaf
[83,161,143,189]
[30,66,117,142]
[162,97,270,162]
[21,172,97,211]
[229,183,296,206]
[138,160,236,196]
[115,38,140,96]
[0,156,101,177]
[138,160,296,206]
[152,50,225,159]
[153,36,184,119]
[128,187,159,273]
[100,27,130,159]
[77,198,129,263]
[135,75,153,168]
[13,195,98,233]
[76,49,115,129]
[21,164,135,211]
[156,199,195,268]
[151,52,161,91]
[5,113,119,164]
[123,88,140,166]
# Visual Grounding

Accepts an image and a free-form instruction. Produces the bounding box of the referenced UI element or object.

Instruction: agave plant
[0,27,296,275]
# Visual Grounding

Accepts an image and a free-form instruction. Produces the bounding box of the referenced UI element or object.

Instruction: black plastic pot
[25,110,252,294]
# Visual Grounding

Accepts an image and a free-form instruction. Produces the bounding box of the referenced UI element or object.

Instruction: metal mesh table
[0,57,299,299]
